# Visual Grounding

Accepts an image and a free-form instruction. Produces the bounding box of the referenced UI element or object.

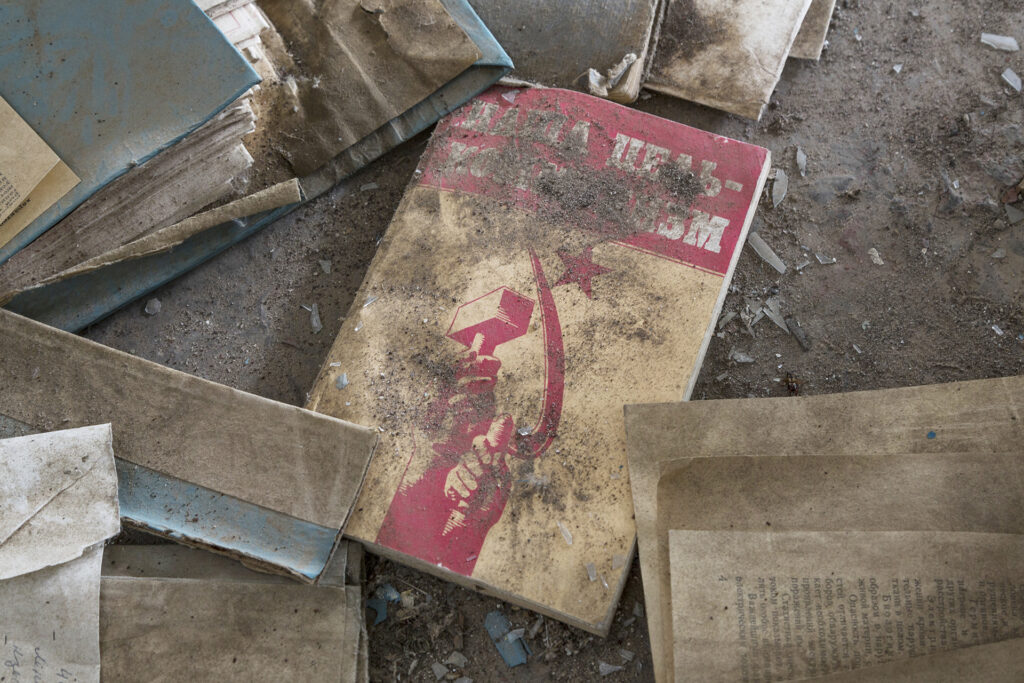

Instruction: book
[307,86,769,632]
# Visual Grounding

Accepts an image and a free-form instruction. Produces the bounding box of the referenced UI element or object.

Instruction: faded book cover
[307,86,769,633]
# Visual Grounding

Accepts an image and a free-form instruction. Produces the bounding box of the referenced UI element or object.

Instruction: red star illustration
[553,246,612,299]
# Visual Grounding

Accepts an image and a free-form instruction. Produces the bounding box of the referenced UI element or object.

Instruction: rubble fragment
[981,33,1020,52]
[599,661,625,676]
[772,169,789,207]
[785,316,812,351]
[484,611,531,668]
[1002,68,1022,93]
[747,232,788,274]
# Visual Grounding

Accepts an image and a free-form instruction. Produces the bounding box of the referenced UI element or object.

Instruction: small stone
[431,662,449,680]
[893,63,903,74]
[1007,204,1024,224]
[868,248,884,266]
[796,147,807,176]
[444,651,469,669]
[318,259,332,274]
[143,298,162,316]
[992,248,1007,259]
[619,648,635,663]
[335,373,349,390]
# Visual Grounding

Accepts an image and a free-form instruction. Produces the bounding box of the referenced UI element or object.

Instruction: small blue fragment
[484,611,531,668]
[367,598,388,625]
[927,431,937,439]
[375,583,401,603]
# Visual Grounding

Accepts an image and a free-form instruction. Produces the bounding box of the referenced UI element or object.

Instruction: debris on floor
[747,231,788,274]
[981,33,1020,52]
[2,1,1022,680]
[484,611,531,668]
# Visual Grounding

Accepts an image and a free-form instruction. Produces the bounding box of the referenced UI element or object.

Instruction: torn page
[647,0,814,119]
[0,179,301,304]
[0,95,79,241]
[0,425,119,579]
[0,425,119,683]
[0,96,64,225]
[668,530,1024,681]
[100,545,361,682]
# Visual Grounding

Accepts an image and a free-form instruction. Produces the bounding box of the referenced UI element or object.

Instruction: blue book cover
[0,1,260,265]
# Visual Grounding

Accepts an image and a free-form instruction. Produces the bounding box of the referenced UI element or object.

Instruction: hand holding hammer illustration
[438,287,535,534]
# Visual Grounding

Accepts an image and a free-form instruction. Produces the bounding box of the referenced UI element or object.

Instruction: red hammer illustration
[439,287,535,534]
[446,287,536,356]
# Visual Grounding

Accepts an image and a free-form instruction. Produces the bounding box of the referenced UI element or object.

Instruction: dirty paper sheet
[467,0,659,102]
[0,102,257,294]
[624,374,1024,683]
[0,309,378,581]
[101,545,365,682]
[669,530,1024,681]
[306,86,769,634]
[0,96,79,242]
[647,0,814,119]
[0,425,120,683]
[814,638,1024,682]
[258,0,483,176]
[790,0,837,60]
[0,179,301,305]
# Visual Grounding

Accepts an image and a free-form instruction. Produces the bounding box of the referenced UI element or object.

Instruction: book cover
[308,86,769,632]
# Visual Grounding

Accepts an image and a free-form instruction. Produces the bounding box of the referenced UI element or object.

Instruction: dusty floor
[85,0,1022,680]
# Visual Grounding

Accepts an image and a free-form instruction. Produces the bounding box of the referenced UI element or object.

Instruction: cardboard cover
[259,0,486,177]
[0,309,378,581]
[647,0,813,119]
[467,0,660,102]
[624,374,1024,682]
[101,545,366,682]
[307,86,769,633]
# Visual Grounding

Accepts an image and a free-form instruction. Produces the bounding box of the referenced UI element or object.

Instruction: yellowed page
[669,530,1024,682]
